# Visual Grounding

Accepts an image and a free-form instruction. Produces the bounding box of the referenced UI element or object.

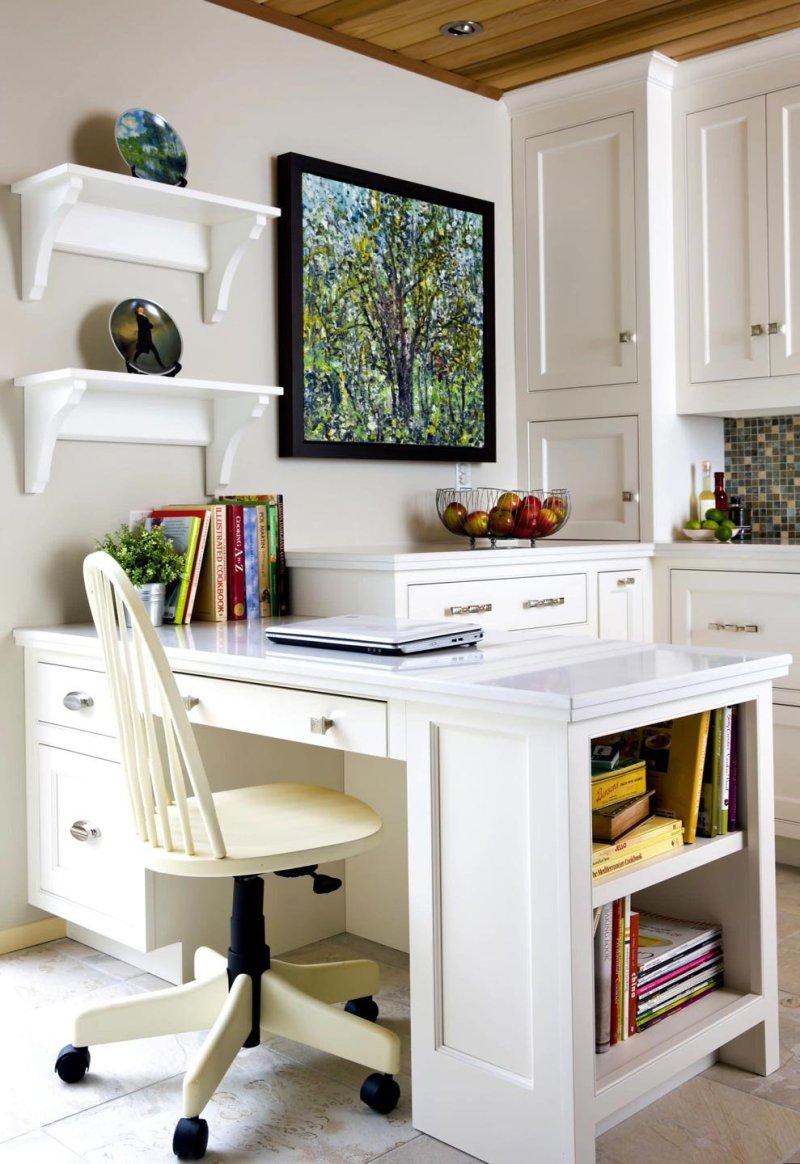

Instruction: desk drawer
[175,673,388,758]
[407,572,588,632]
[36,662,116,736]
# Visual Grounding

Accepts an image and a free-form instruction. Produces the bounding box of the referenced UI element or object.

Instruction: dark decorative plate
[109,298,183,376]
[114,108,187,185]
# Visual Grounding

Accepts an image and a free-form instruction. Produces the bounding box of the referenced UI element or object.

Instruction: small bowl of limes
[683,508,742,543]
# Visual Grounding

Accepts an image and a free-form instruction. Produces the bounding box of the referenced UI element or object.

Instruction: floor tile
[376,1135,483,1162]
[0,1130,83,1163]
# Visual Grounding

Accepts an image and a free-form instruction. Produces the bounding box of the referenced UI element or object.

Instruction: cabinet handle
[751,324,765,336]
[621,491,639,503]
[707,622,759,633]
[619,331,636,344]
[70,820,101,842]
[183,695,200,711]
[63,691,94,711]
[769,321,784,335]
[445,603,492,615]
[616,577,636,586]
[523,596,565,609]
[310,715,335,735]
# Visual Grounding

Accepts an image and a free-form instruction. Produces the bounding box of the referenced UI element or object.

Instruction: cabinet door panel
[527,415,639,540]
[597,569,644,641]
[767,85,800,376]
[523,114,636,390]
[687,98,769,382]
[774,705,800,831]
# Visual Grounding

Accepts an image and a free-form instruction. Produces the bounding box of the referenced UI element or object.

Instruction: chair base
[56,876,402,1159]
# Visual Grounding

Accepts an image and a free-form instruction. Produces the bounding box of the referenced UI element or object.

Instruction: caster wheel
[360,1072,400,1115]
[173,1117,209,1160]
[345,995,379,1022]
[54,1044,90,1083]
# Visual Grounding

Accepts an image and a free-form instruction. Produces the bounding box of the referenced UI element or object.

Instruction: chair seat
[142,783,383,877]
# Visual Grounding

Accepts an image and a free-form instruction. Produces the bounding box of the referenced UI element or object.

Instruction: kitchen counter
[286,541,655,570]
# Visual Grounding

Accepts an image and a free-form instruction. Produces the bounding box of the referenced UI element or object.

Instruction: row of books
[697,705,739,837]
[594,903,724,1052]
[147,495,287,624]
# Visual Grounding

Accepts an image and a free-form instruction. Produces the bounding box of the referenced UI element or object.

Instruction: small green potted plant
[96,522,184,626]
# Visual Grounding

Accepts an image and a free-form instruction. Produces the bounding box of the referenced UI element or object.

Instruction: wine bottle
[714,471,729,513]
[697,461,714,522]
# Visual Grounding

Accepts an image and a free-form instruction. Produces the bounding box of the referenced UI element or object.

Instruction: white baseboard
[0,916,66,955]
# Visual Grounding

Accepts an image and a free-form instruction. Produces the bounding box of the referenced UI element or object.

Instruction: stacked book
[594,895,638,1051]
[635,911,724,1031]
[146,494,287,624]
[591,760,684,882]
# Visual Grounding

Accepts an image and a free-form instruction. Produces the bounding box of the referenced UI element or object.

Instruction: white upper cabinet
[522,113,637,391]
[687,99,769,383]
[682,83,800,411]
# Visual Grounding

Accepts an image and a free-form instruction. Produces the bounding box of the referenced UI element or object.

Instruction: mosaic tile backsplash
[724,416,800,543]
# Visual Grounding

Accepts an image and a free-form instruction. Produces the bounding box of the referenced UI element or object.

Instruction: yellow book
[592,816,683,866]
[592,832,685,880]
[591,761,647,810]
[647,711,711,844]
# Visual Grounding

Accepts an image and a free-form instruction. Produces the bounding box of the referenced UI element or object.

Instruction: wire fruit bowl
[436,488,571,547]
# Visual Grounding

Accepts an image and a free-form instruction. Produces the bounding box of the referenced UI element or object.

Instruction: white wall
[0,0,515,929]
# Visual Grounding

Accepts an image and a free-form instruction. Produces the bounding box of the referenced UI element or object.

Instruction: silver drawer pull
[446,603,492,616]
[523,596,565,609]
[70,820,101,842]
[310,715,335,735]
[63,691,94,711]
[617,577,636,587]
[708,622,759,633]
[619,331,636,344]
[183,695,200,711]
[621,491,639,503]
[751,323,765,336]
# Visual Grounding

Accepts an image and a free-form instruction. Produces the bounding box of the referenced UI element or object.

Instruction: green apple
[442,501,467,532]
[701,519,719,530]
[705,507,725,523]
[684,520,702,530]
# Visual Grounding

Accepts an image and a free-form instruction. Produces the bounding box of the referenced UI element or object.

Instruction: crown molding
[502,52,677,115]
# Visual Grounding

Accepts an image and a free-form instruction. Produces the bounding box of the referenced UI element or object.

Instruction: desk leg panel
[405,704,575,1164]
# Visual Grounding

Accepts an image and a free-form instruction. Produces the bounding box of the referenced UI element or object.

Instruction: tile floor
[6,870,800,1162]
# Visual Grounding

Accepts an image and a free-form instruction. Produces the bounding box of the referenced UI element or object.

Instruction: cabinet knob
[523,596,565,609]
[446,603,492,616]
[63,691,94,711]
[619,331,636,344]
[621,491,639,503]
[751,324,765,336]
[616,577,636,586]
[707,621,759,633]
[310,715,335,735]
[69,820,101,842]
[182,695,200,711]
[768,321,784,335]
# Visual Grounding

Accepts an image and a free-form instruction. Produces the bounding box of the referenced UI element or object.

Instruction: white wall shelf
[11,164,279,323]
[14,368,281,496]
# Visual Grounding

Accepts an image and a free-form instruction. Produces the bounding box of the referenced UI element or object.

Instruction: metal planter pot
[134,581,166,626]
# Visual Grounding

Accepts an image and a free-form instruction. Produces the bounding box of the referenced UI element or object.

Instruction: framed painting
[277,153,495,461]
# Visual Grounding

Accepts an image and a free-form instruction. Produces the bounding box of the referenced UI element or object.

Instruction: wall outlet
[455,462,472,488]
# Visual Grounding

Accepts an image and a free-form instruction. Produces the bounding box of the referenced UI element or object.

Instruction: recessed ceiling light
[439,20,484,38]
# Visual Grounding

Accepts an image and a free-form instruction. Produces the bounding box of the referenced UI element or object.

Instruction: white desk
[14,621,790,1163]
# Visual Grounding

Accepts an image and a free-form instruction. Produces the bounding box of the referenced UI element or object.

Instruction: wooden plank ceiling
[207,0,800,97]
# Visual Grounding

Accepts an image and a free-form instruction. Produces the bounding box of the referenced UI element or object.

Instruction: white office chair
[54,551,401,1160]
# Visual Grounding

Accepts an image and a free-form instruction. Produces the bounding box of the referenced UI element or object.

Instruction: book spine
[729,706,739,831]
[685,710,711,844]
[610,898,622,1047]
[183,513,210,624]
[256,504,271,618]
[592,822,683,867]
[192,506,227,622]
[173,518,201,624]
[592,834,684,880]
[719,706,733,834]
[621,897,631,1041]
[268,499,280,620]
[709,708,723,838]
[276,494,288,615]
[591,767,647,810]
[628,911,639,1038]
[226,505,246,620]
[594,902,613,1053]
[243,507,259,621]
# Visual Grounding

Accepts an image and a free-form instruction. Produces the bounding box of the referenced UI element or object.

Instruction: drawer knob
[619,331,636,344]
[446,603,492,616]
[183,695,200,711]
[617,577,636,586]
[63,691,94,711]
[523,596,565,609]
[310,715,335,735]
[708,622,759,633]
[69,820,101,842]
[751,323,765,336]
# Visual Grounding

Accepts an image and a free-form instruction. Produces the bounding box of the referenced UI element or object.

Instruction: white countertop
[14,620,791,724]
[286,542,656,570]
[656,541,800,562]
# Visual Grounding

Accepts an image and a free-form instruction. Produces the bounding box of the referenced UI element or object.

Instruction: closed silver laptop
[265,614,483,656]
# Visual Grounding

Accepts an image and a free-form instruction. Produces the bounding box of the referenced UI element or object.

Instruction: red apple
[442,501,467,532]
[544,495,567,515]
[496,491,522,513]
[489,506,516,536]
[536,507,559,535]
[514,495,542,537]
[464,510,490,537]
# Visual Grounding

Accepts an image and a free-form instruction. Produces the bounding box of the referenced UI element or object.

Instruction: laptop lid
[265,614,483,655]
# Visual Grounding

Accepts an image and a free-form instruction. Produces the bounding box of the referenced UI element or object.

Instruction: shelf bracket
[19,172,83,301]
[204,214,267,324]
[206,393,270,495]
[23,375,88,492]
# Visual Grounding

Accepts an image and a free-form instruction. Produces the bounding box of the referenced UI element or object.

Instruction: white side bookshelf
[11,164,279,322]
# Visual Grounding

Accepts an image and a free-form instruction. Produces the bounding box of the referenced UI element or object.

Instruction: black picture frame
[277,153,496,461]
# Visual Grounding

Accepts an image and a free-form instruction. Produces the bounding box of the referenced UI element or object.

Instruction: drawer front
[598,569,644,641]
[36,662,116,736]
[175,673,388,758]
[407,573,588,632]
[37,744,142,921]
[670,569,800,690]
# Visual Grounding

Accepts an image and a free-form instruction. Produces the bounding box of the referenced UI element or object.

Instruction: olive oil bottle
[697,461,715,522]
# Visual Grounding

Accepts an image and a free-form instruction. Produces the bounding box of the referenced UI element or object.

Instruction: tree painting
[301,173,486,449]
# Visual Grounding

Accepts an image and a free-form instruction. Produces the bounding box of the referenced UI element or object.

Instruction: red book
[610,898,622,1047]
[226,505,246,620]
[628,911,639,1037]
